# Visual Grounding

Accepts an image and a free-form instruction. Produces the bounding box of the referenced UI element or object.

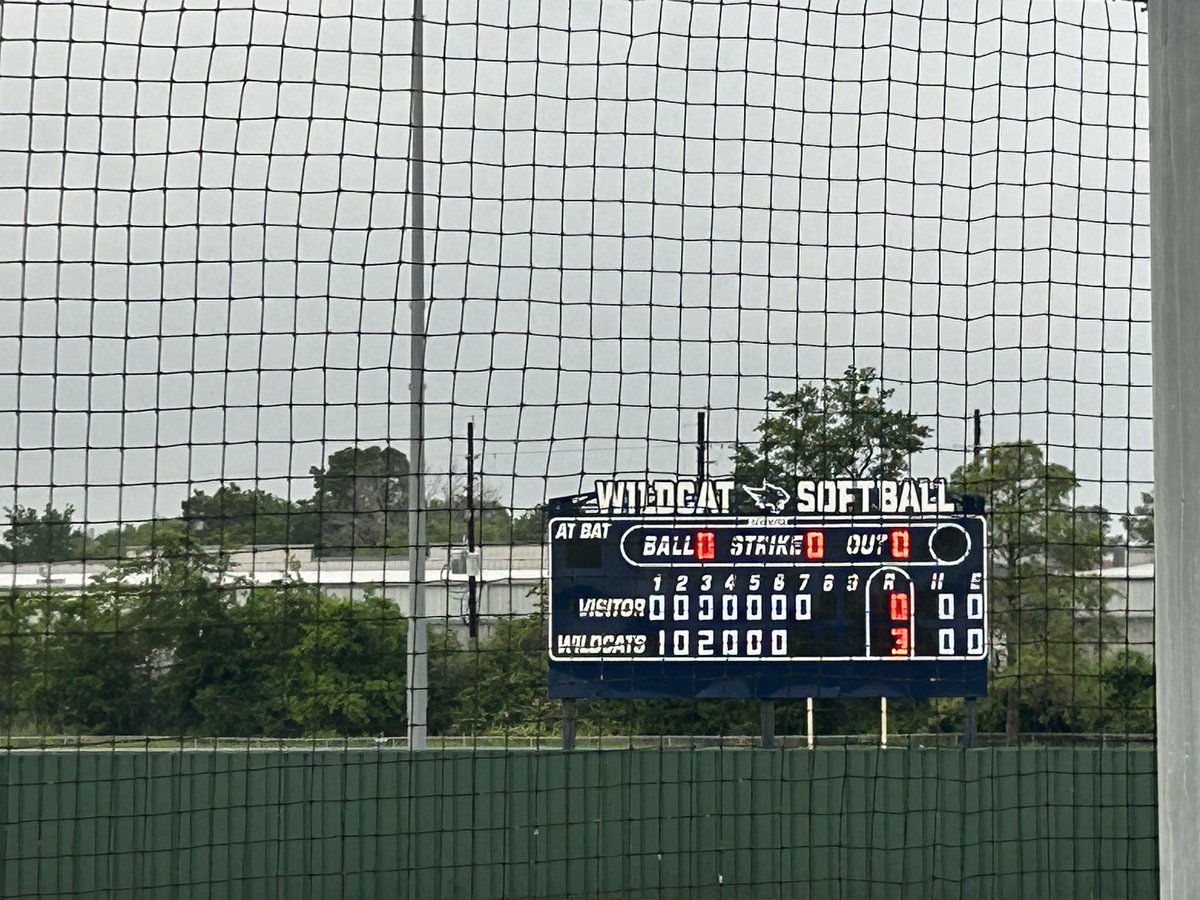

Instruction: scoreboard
[547,510,989,700]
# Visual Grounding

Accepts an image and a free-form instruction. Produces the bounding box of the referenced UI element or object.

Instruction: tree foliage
[0,400,1150,740]
[1121,491,1154,546]
[425,476,516,547]
[8,534,415,737]
[82,518,187,561]
[310,445,410,554]
[731,366,930,506]
[181,484,318,547]
[950,441,1118,735]
[2,503,85,563]
[510,503,547,544]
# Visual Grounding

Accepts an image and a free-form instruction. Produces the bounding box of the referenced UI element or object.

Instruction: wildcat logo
[742,480,790,513]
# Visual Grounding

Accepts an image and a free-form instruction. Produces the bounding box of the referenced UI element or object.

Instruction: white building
[1071,546,1155,661]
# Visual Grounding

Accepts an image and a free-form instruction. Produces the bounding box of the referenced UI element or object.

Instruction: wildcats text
[594,478,734,515]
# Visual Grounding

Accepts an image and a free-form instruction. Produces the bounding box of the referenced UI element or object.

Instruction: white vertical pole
[806,698,814,749]
[1151,4,1200,894]
[405,0,428,751]
[880,697,888,748]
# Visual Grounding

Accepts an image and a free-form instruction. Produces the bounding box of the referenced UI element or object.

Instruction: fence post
[1150,4,1200,894]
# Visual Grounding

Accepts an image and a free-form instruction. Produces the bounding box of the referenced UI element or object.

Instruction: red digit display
[695,530,716,560]
[890,626,910,656]
[890,528,911,559]
[889,591,910,621]
[804,530,825,560]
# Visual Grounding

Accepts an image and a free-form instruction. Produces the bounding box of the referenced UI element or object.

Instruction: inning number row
[654,573,851,593]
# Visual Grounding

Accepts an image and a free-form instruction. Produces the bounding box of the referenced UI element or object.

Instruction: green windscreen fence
[0,1,1154,896]
[0,749,1159,899]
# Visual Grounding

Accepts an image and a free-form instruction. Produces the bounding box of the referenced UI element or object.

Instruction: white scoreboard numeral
[722,594,738,620]
[967,628,985,655]
[649,595,665,621]
[747,595,762,620]
[796,594,811,620]
[673,594,689,620]
[697,630,714,656]
[698,595,714,620]
[722,630,738,656]
[967,593,984,619]
[770,630,787,656]
[746,630,763,656]
[771,594,788,620]
[938,594,955,619]
[938,628,955,655]
[673,631,689,655]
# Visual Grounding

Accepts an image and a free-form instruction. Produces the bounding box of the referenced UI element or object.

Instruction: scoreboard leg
[562,700,576,751]
[760,701,776,749]
[963,697,978,749]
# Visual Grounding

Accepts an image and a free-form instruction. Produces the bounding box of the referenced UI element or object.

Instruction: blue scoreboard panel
[547,516,988,700]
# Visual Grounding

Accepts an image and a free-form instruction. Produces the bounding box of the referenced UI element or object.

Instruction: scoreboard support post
[760,701,776,749]
[964,697,978,749]
[561,700,576,751]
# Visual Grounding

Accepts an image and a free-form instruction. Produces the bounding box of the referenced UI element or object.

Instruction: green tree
[25,534,246,734]
[284,592,408,735]
[0,590,39,728]
[180,484,319,548]
[511,503,547,544]
[83,518,187,561]
[3,504,84,562]
[1091,649,1154,735]
[731,366,930,505]
[310,446,410,555]
[1121,492,1154,546]
[194,576,326,737]
[23,590,155,734]
[950,441,1117,738]
[426,477,515,547]
[724,367,931,734]
[455,609,558,735]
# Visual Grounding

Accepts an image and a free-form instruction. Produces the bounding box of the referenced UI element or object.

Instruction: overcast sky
[0,0,1150,533]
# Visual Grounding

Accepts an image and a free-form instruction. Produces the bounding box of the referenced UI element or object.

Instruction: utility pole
[1150,3,1200,894]
[405,0,428,751]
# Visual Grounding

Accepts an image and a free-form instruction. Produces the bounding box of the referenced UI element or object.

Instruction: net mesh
[0,0,1155,896]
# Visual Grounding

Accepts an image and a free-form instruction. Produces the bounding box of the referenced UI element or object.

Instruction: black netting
[0,2,1155,896]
